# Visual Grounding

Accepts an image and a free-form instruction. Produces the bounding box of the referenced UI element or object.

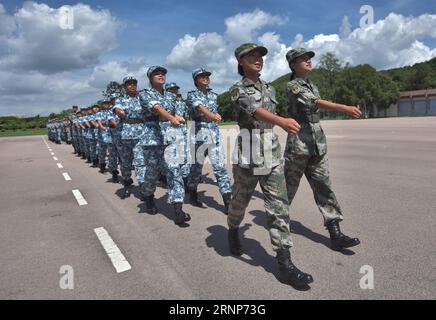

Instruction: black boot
[276,248,313,289]
[92,159,99,167]
[121,178,133,199]
[174,203,191,225]
[99,163,106,173]
[326,220,360,251]
[222,193,232,215]
[189,189,203,208]
[142,194,158,215]
[111,170,119,183]
[228,228,243,256]
[86,156,92,163]
[82,154,87,160]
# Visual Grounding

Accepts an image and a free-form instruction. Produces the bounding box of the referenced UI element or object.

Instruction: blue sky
[0,0,435,116]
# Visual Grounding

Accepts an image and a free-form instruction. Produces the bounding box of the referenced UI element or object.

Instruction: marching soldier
[227,43,313,289]
[283,48,361,251]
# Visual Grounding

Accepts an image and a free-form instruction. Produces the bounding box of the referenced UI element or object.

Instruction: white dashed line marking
[94,227,132,273]
[72,189,88,206]
[63,173,71,181]
[51,152,55,156]
[57,163,64,169]
[53,157,58,161]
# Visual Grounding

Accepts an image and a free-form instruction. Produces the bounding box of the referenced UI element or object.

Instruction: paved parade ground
[0,117,435,300]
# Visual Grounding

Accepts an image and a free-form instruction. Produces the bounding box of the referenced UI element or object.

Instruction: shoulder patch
[230,88,240,101]
[291,83,301,95]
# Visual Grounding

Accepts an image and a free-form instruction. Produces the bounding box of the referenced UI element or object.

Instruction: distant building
[321,88,436,119]
[373,88,436,118]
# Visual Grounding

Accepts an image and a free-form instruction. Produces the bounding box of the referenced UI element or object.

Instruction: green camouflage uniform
[227,76,293,251]
[284,77,344,225]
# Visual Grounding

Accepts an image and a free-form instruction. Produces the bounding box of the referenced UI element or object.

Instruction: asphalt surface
[0,117,435,300]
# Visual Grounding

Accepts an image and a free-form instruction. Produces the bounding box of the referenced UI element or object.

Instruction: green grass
[0,128,47,137]
[219,121,238,126]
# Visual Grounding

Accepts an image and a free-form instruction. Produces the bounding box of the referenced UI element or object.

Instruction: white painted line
[53,157,58,161]
[51,152,55,156]
[49,149,53,152]
[41,136,50,148]
[72,189,88,206]
[94,227,132,273]
[63,173,71,181]
[57,163,64,169]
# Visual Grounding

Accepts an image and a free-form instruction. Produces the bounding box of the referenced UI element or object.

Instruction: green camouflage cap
[286,47,315,64]
[234,43,268,60]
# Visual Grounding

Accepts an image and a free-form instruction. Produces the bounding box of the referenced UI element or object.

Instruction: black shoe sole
[331,239,361,251]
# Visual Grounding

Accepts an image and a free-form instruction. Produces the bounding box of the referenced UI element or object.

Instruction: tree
[335,65,399,118]
[318,52,343,101]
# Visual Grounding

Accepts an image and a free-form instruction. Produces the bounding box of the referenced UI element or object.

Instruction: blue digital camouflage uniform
[95,109,110,167]
[284,77,344,226]
[113,95,145,183]
[227,76,294,252]
[106,110,121,173]
[187,88,232,195]
[168,92,191,178]
[139,88,178,201]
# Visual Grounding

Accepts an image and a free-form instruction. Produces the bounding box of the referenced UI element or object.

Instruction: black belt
[123,119,144,124]
[295,113,320,124]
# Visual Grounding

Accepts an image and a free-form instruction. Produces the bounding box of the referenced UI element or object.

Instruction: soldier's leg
[140,146,162,197]
[259,161,293,251]
[227,165,259,228]
[98,141,108,166]
[120,140,135,181]
[209,141,232,196]
[305,154,359,250]
[261,160,314,287]
[107,143,118,172]
[132,140,144,184]
[187,142,204,191]
[284,153,309,206]
[305,154,343,226]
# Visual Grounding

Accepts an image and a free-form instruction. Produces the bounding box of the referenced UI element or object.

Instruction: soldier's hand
[280,117,301,135]
[175,115,186,124]
[213,113,222,122]
[171,116,182,127]
[346,106,362,119]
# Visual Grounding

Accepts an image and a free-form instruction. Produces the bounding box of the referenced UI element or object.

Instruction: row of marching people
[67,66,232,226]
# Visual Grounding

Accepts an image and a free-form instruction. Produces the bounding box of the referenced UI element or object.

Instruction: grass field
[0,128,47,138]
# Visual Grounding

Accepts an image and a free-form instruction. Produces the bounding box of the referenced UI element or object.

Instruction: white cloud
[0,2,120,74]
[166,11,436,94]
[224,9,287,45]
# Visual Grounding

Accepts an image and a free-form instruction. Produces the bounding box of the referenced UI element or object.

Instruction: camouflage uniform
[113,94,145,183]
[187,88,232,195]
[95,108,109,167]
[138,87,176,201]
[106,110,121,173]
[284,77,344,225]
[227,77,293,252]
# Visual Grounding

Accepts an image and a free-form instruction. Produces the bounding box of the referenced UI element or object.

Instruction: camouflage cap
[165,82,180,91]
[147,66,167,78]
[192,68,211,81]
[286,47,315,64]
[234,43,268,60]
[122,75,138,85]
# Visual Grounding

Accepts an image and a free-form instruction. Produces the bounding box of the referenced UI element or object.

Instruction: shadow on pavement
[205,224,278,278]
[249,210,355,256]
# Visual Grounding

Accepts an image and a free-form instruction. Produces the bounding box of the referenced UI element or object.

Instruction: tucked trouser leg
[209,141,232,195]
[259,161,293,251]
[140,146,163,197]
[305,154,343,225]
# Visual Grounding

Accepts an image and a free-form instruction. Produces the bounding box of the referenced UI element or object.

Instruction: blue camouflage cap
[192,68,211,81]
[122,75,138,85]
[165,82,180,91]
[147,66,167,78]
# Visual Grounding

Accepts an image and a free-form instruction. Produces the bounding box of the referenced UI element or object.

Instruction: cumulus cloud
[0,1,120,74]
[166,10,436,93]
